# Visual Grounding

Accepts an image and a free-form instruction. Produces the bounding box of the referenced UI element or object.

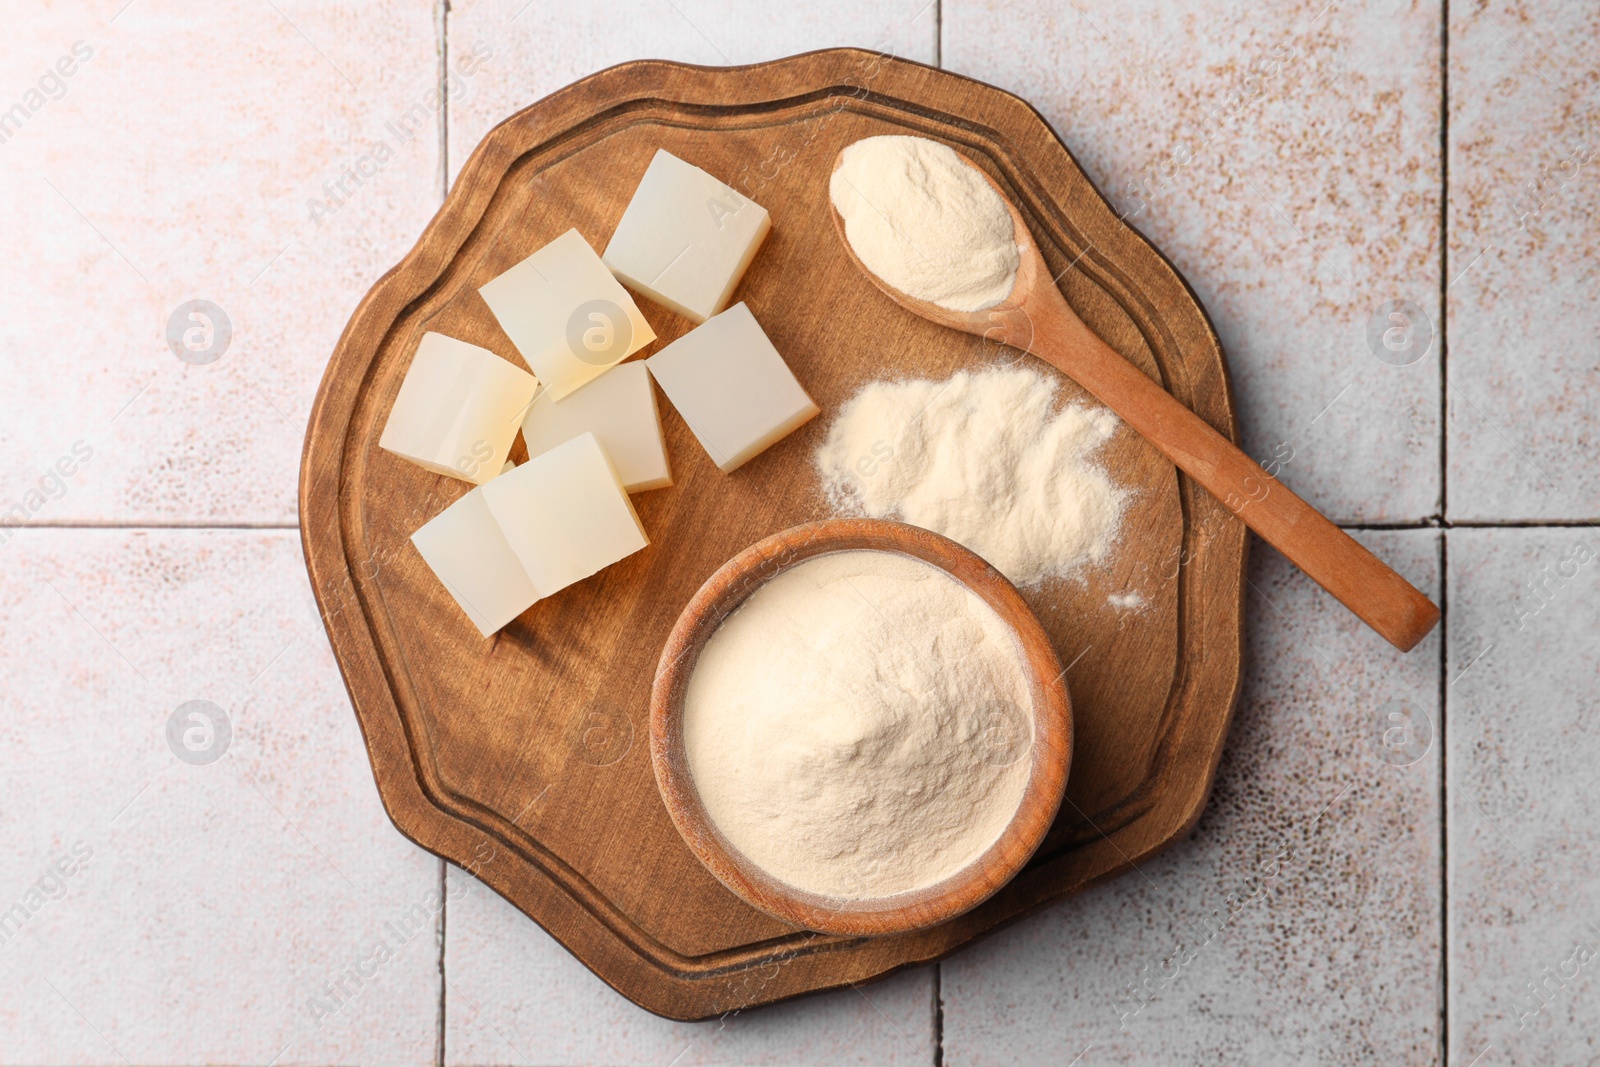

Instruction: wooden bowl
[649,518,1074,937]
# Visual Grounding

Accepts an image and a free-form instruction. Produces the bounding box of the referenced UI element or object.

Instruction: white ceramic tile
[945,0,1443,523]
[444,877,936,1066]
[0,529,439,1065]
[941,531,1442,1065]
[0,1,441,526]
[1446,2,1600,520]
[445,0,939,184]
[1446,527,1600,1065]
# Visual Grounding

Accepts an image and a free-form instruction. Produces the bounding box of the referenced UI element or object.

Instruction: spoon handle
[1026,298,1440,652]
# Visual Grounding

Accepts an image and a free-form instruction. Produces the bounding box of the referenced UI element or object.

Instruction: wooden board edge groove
[299,48,1248,1020]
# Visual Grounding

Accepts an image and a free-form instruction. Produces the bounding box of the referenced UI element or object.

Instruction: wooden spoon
[829,147,1440,652]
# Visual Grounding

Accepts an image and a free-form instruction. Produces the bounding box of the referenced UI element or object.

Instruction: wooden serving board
[300,48,1247,1020]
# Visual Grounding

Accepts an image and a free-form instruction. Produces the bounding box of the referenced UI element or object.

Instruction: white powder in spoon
[830,135,1020,311]
[683,550,1033,900]
[816,365,1127,587]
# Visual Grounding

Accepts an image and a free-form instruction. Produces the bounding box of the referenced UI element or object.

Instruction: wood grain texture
[299,48,1248,1019]
[650,519,1073,937]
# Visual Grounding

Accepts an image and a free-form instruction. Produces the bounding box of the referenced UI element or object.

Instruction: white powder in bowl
[682,550,1034,900]
[829,135,1020,312]
[815,365,1127,587]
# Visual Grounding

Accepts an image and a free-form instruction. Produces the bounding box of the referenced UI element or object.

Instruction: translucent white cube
[645,302,818,473]
[378,331,539,485]
[602,149,771,324]
[482,432,650,599]
[411,485,539,637]
[520,361,671,493]
[479,228,657,400]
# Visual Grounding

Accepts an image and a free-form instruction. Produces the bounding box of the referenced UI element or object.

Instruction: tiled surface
[3,1,1596,1064]
[445,0,939,184]
[0,1,441,526]
[445,880,936,1066]
[1447,2,1600,520]
[1446,529,1600,1066]
[945,0,1444,524]
[0,530,440,1065]
[943,531,1443,1066]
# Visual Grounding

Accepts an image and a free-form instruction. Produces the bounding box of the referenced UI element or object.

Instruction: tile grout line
[934,5,943,1062]
[437,0,451,206]
[1439,0,1451,528]
[434,3,451,1062]
[1437,5,1451,1065]
[3,522,302,530]
[1337,519,1600,528]
[1438,530,1451,1066]
[437,858,448,1067]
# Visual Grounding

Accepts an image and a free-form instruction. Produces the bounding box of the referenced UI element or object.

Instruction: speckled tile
[443,877,935,1066]
[1446,528,1600,1065]
[941,530,1442,1066]
[944,0,1443,523]
[0,1,441,526]
[0,530,439,1065]
[1446,2,1600,520]
[444,0,938,185]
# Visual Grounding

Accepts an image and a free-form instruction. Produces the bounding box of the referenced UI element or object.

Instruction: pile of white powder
[830,135,1020,311]
[683,550,1033,899]
[675,135,1127,903]
[815,365,1127,587]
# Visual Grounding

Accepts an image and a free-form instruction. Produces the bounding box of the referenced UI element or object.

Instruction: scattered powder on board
[815,365,1128,587]
[683,550,1033,899]
[829,135,1020,312]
